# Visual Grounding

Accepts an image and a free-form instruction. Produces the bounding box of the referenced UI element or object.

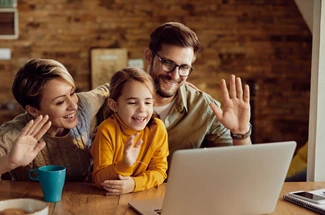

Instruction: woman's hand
[3,115,51,173]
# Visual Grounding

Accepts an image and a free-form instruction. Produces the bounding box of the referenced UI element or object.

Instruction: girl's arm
[132,120,169,192]
[90,123,137,187]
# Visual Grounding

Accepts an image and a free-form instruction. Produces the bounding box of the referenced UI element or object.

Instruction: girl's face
[113,80,154,131]
[38,77,78,136]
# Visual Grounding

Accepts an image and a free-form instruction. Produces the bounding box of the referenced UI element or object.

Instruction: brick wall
[0,0,311,149]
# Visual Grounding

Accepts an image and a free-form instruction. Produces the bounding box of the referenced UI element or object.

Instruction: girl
[91,67,168,195]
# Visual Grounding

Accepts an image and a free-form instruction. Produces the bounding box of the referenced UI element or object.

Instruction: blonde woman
[0,58,109,181]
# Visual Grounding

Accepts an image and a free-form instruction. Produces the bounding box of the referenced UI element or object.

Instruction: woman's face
[38,77,78,136]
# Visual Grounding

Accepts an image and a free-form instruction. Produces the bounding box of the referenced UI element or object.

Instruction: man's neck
[154,95,176,107]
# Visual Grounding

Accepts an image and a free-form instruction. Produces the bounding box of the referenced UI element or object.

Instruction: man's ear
[25,105,40,118]
[107,99,117,112]
[143,48,153,65]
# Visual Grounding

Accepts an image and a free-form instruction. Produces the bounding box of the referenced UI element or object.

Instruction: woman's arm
[79,83,110,121]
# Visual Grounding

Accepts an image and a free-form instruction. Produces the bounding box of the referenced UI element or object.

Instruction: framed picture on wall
[90,48,128,88]
[0,8,18,39]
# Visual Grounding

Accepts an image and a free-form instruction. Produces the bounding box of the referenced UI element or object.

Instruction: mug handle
[29,169,39,181]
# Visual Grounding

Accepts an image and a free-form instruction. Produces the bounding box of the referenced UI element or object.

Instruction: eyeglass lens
[154,52,192,77]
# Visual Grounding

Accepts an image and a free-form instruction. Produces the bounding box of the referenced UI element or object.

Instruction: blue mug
[29,165,66,202]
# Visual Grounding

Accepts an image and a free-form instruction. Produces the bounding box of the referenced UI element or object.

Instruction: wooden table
[0,180,324,214]
[0,181,118,214]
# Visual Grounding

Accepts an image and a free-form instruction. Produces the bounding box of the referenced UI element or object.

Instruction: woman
[0,58,109,181]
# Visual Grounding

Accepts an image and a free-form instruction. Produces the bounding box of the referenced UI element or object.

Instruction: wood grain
[1,181,323,214]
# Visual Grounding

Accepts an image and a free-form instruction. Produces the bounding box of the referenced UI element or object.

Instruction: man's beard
[150,67,177,98]
[157,86,174,98]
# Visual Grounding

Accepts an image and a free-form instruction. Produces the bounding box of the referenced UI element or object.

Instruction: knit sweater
[0,84,109,181]
[90,114,169,192]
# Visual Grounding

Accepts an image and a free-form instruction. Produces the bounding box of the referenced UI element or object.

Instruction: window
[0,8,18,39]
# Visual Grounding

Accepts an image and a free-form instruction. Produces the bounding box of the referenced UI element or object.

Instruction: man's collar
[174,85,188,113]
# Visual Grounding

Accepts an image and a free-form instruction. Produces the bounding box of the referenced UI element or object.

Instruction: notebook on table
[129,141,296,215]
[283,189,325,214]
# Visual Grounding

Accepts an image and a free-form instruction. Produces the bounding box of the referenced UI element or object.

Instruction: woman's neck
[46,127,69,137]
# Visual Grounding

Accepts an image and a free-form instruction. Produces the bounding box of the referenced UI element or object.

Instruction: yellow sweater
[90,114,169,192]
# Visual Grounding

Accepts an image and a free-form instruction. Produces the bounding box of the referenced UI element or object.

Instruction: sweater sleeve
[90,119,134,187]
[132,119,169,192]
[77,83,110,121]
[0,125,13,157]
[0,114,30,179]
[0,114,29,157]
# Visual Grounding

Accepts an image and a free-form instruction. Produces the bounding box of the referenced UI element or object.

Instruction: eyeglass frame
[151,51,193,77]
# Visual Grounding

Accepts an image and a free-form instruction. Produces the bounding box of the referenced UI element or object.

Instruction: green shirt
[162,84,232,164]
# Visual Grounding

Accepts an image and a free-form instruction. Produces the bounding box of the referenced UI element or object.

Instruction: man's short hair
[149,22,201,55]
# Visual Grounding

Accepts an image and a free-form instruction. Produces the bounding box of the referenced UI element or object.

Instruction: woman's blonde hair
[12,58,75,109]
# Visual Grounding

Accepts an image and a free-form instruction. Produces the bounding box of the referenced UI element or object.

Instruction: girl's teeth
[134,117,145,121]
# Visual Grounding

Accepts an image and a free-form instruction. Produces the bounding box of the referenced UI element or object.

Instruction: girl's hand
[124,132,143,166]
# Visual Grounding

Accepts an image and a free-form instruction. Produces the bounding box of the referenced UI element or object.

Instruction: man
[143,22,251,163]
[101,22,251,195]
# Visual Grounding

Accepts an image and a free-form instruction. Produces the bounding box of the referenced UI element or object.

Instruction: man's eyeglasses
[152,51,193,77]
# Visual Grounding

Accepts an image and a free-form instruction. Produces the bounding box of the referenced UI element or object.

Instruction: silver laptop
[129,141,296,215]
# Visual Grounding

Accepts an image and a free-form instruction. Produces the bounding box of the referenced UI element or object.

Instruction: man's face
[149,44,195,99]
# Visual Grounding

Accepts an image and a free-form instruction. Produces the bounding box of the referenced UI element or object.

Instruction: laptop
[128,141,296,215]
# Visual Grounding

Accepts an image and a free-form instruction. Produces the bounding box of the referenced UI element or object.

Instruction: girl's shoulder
[152,117,165,126]
[148,117,167,134]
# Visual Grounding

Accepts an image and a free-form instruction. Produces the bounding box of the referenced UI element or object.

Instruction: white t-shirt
[154,99,175,122]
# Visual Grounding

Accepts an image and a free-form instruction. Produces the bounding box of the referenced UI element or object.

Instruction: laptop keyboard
[154,209,162,214]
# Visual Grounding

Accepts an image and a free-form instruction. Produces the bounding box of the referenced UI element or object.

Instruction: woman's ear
[25,105,40,118]
[107,99,117,112]
[143,48,153,64]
